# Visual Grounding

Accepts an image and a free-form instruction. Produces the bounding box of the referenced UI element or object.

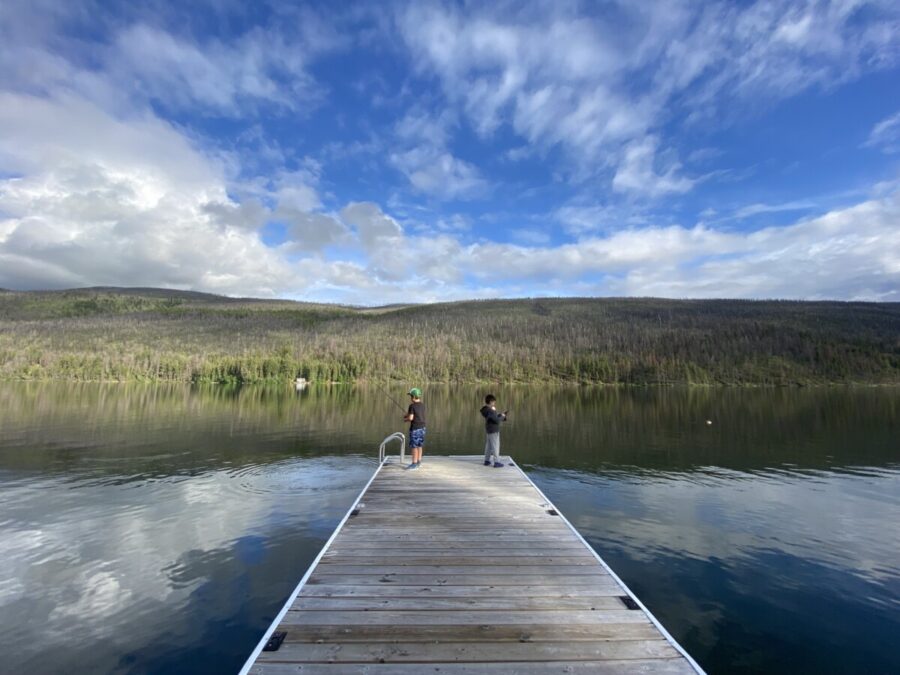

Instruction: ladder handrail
[378,432,406,464]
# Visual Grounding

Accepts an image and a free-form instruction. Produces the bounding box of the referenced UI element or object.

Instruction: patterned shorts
[410,427,426,448]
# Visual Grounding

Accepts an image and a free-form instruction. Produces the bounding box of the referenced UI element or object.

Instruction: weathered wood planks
[241,455,703,674]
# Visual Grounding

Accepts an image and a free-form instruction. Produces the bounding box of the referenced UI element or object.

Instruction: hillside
[0,288,897,385]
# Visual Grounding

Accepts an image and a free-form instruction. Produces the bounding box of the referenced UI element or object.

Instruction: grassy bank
[1,288,897,385]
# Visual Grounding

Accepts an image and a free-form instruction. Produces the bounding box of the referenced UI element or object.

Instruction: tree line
[0,290,897,385]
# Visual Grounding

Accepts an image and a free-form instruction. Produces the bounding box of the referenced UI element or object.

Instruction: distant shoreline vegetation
[0,288,897,386]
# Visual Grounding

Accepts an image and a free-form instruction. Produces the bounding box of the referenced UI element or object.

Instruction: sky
[1,0,899,304]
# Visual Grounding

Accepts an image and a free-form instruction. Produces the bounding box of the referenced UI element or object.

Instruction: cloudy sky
[1,0,899,304]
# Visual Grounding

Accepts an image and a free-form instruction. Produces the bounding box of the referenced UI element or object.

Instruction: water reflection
[0,381,898,673]
[2,382,897,475]
[530,464,900,673]
[0,450,373,673]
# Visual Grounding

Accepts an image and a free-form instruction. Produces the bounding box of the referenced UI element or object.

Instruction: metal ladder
[378,432,406,464]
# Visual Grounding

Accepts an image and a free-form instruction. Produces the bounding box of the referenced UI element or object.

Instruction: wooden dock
[241,455,703,674]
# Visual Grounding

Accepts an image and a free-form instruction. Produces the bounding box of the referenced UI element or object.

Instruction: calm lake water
[0,382,898,674]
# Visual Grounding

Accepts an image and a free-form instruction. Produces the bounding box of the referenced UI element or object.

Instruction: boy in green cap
[404,387,426,469]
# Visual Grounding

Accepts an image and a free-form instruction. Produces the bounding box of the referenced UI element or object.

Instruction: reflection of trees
[0,382,896,477]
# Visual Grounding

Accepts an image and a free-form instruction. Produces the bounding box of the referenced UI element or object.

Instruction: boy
[404,387,426,470]
[480,394,507,467]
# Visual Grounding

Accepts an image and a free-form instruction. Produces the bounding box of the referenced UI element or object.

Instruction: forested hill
[0,288,897,385]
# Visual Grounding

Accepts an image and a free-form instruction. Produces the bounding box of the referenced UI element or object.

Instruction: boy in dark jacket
[480,394,507,467]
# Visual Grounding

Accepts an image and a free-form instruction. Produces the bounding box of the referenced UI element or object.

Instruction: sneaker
[493,462,505,468]
[483,461,491,466]
[405,463,417,470]
[409,463,420,470]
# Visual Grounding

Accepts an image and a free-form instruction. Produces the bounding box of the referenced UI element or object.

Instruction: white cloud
[397,1,900,194]
[612,137,694,197]
[395,108,452,146]
[0,91,364,292]
[462,225,737,282]
[512,228,552,246]
[320,202,467,290]
[555,205,617,235]
[0,93,295,296]
[109,23,326,115]
[340,202,404,251]
[0,10,332,300]
[686,147,723,164]
[731,200,817,220]
[649,1,900,111]
[0,2,339,118]
[418,191,897,302]
[0,92,218,193]
[865,110,900,154]
[389,109,488,200]
[390,148,488,200]
[606,195,900,300]
[201,199,268,232]
[505,145,532,162]
[554,204,651,235]
[432,214,471,233]
[280,212,351,252]
[273,177,322,213]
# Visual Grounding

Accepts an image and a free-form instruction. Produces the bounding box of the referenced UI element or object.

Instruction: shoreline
[1,377,897,388]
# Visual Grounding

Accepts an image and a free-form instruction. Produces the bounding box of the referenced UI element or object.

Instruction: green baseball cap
[408,387,422,397]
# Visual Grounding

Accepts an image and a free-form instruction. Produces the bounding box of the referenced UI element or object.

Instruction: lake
[0,382,898,674]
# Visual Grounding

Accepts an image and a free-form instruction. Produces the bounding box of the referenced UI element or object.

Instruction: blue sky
[1,0,898,303]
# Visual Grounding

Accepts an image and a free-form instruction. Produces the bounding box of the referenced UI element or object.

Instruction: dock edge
[508,457,706,674]
[237,458,386,675]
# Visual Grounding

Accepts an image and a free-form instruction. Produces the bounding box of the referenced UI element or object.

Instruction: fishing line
[376,382,408,413]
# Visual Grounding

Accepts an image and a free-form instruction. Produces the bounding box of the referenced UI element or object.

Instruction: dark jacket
[480,405,507,434]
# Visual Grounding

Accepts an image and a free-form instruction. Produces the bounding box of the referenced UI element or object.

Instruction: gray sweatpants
[484,432,501,463]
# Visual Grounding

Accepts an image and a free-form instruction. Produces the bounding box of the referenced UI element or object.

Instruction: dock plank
[250,659,697,674]
[280,609,651,626]
[292,596,631,611]
[298,583,625,598]
[318,554,596,564]
[324,546,590,554]
[273,622,664,643]
[254,639,679,663]
[240,455,703,674]
[307,574,617,586]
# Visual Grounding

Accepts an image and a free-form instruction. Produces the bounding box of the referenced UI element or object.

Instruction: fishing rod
[376,382,408,413]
